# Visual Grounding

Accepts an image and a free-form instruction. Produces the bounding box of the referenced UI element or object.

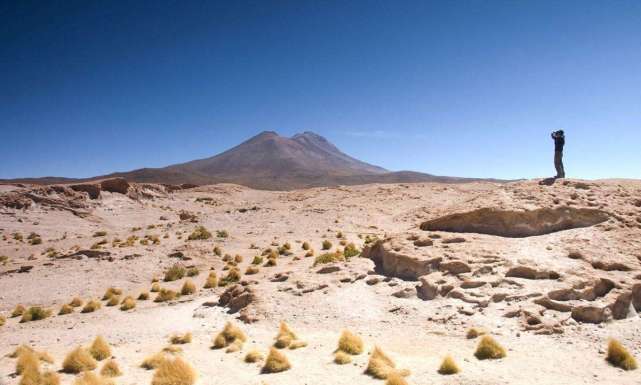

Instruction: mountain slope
[2,131,503,190]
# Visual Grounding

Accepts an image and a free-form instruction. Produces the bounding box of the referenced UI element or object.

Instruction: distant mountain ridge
[1,131,503,190]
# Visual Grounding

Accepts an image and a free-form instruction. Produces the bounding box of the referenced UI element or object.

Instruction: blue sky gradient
[1,0,640,180]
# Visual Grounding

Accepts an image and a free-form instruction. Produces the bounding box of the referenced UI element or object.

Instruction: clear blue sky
[1,0,640,180]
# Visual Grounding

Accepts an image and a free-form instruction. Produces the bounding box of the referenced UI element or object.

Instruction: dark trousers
[554,151,565,178]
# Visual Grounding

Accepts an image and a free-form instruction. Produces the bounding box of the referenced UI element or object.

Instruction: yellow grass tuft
[16,349,40,375]
[212,322,246,350]
[334,351,352,365]
[151,356,197,385]
[164,263,186,282]
[100,359,122,377]
[261,347,291,373]
[59,304,74,315]
[106,296,120,307]
[203,272,218,288]
[73,372,113,385]
[120,296,136,311]
[0,314,5,327]
[20,307,51,323]
[138,291,150,300]
[151,282,161,292]
[337,330,364,355]
[69,297,84,307]
[170,332,192,345]
[155,288,179,302]
[218,267,241,286]
[474,335,506,360]
[466,327,486,339]
[289,340,308,350]
[141,352,169,370]
[245,266,259,275]
[322,240,332,250]
[274,321,298,348]
[606,339,637,370]
[365,346,409,380]
[225,340,243,353]
[19,367,60,385]
[313,252,345,266]
[89,336,112,361]
[438,355,460,375]
[81,300,101,313]
[181,280,196,295]
[102,288,122,301]
[62,346,97,373]
[188,226,211,241]
[385,373,409,385]
[302,241,310,250]
[244,349,264,363]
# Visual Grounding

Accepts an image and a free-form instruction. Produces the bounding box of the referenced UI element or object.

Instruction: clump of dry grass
[337,330,364,355]
[81,300,101,313]
[16,349,40,375]
[322,240,332,250]
[365,346,410,380]
[186,266,199,277]
[89,336,112,361]
[163,345,183,354]
[20,368,60,385]
[305,249,314,257]
[102,288,122,301]
[12,304,26,317]
[264,256,277,266]
[73,372,113,385]
[313,252,345,266]
[466,327,486,339]
[289,340,308,350]
[62,347,97,373]
[251,255,263,265]
[188,226,211,241]
[181,280,196,295]
[385,373,409,385]
[20,307,52,323]
[244,349,264,363]
[100,359,122,377]
[245,266,259,275]
[261,347,291,373]
[138,292,150,300]
[69,297,83,307]
[218,267,241,287]
[164,263,186,282]
[59,304,74,315]
[0,314,5,327]
[203,272,218,288]
[343,243,360,258]
[212,322,246,350]
[213,246,222,256]
[151,282,161,292]
[334,351,352,365]
[106,296,120,307]
[474,336,506,360]
[155,288,179,302]
[120,296,136,311]
[606,339,637,370]
[151,357,197,385]
[302,241,310,250]
[274,321,298,348]
[141,353,169,370]
[170,332,192,345]
[438,355,460,375]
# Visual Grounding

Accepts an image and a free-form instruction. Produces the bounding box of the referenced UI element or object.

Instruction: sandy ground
[1,179,641,385]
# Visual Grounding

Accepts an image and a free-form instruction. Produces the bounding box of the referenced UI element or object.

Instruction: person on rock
[551,130,565,178]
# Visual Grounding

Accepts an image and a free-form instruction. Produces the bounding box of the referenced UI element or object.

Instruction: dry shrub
[181,280,196,295]
[203,272,218,288]
[302,241,310,250]
[251,256,263,265]
[19,367,60,385]
[466,327,486,339]
[186,266,199,277]
[69,297,83,307]
[138,292,150,300]
[164,264,186,282]
[234,254,243,263]
[89,336,112,361]
[274,322,298,348]
[313,252,345,266]
[261,347,291,373]
[244,349,264,363]
[141,352,169,370]
[151,282,161,292]
[106,296,120,307]
[81,300,101,313]
[155,288,179,302]
[62,347,97,373]
[73,372,113,385]
[474,336,506,360]
[188,226,211,241]
[245,266,259,275]
[225,340,243,353]
[385,373,409,385]
[322,240,332,250]
[16,349,40,375]
[11,307,27,320]
[102,288,122,301]
[365,346,409,380]
[20,307,51,323]
[120,296,136,311]
[334,351,352,365]
[170,332,192,345]
[438,355,460,375]
[343,243,360,258]
[264,257,277,267]
[151,356,197,385]
[212,322,246,349]
[59,304,74,315]
[100,359,122,377]
[218,267,241,287]
[213,246,222,256]
[337,330,363,355]
[606,339,637,370]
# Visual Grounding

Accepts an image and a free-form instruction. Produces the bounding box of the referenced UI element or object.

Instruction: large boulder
[361,239,441,280]
[100,178,130,194]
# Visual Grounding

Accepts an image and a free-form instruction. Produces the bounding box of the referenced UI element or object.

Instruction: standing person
[551,130,565,178]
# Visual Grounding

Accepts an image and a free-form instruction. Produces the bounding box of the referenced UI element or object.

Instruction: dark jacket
[552,132,565,152]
